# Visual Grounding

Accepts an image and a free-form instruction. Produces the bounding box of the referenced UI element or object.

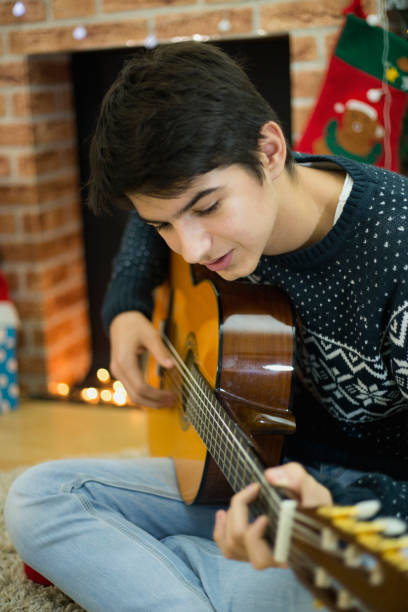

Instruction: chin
[216,269,240,281]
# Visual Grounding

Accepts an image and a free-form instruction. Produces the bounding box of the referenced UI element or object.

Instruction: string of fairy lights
[10,1,237,45]
[49,370,129,406]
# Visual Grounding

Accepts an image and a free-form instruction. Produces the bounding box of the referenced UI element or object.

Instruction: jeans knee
[4,460,70,557]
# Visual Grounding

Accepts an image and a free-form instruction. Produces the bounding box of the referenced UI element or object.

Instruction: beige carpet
[0,450,147,611]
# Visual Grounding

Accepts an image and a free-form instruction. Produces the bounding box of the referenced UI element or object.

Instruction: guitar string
[161,344,282,515]
[162,353,323,548]
[162,340,323,538]
[164,368,324,552]
[164,367,280,514]
[162,334,323,533]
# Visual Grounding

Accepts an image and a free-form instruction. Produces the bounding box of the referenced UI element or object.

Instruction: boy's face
[128,163,281,281]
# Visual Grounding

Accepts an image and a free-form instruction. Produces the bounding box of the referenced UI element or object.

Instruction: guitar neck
[179,357,296,563]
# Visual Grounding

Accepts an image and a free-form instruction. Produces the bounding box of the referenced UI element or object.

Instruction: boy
[5,41,408,611]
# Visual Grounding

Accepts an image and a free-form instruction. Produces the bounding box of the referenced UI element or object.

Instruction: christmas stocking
[296,12,408,172]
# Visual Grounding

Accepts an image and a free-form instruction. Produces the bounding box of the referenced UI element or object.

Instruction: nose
[171,219,212,264]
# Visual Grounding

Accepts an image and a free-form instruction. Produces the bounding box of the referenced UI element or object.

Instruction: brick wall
[0,0,376,395]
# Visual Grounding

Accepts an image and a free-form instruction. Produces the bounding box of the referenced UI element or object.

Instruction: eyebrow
[137,187,220,225]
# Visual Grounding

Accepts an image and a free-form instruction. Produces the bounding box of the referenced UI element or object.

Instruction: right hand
[109,311,175,408]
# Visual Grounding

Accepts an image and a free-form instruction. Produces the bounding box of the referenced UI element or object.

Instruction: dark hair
[87,41,293,215]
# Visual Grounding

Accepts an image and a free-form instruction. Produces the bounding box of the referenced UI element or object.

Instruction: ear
[257,121,287,180]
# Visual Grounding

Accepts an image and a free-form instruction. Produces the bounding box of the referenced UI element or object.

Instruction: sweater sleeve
[102,211,169,332]
[312,471,408,522]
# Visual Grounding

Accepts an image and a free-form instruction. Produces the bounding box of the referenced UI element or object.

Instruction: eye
[197,201,220,216]
[148,221,170,232]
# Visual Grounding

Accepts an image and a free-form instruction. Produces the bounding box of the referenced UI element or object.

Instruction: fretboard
[181,359,296,557]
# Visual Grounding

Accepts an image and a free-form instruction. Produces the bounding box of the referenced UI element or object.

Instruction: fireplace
[0,0,376,402]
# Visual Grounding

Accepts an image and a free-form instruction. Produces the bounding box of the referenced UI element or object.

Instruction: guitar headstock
[291,502,408,611]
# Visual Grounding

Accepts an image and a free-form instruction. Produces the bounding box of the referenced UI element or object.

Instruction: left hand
[213,462,332,570]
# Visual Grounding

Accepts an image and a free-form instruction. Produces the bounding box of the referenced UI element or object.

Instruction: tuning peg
[318,499,381,521]
[353,499,381,520]
[332,517,383,535]
[382,549,408,571]
[344,543,362,567]
[336,588,354,609]
[375,517,407,537]
[314,566,331,588]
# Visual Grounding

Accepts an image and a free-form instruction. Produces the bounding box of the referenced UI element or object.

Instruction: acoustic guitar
[147,253,408,611]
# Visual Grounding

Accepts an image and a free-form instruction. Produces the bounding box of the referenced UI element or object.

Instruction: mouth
[203,250,233,271]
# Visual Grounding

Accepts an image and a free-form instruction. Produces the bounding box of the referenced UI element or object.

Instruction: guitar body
[147,253,296,505]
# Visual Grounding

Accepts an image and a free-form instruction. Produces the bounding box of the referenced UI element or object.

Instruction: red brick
[103,0,189,10]
[23,201,81,233]
[15,297,45,319]
[36,230,83,260]
[0,123,34,146]
[26,258,84,291]
[0,155,11,177]
[9,19,147,54]
[0,241,38,262]
[33,119,76,145]
[0,62,28,87]
[0,213,16,233]
[44,282,88,319]
[0,1,46,25]
[156,7,252,39]
[37,175,80,204]
[292,104,313,138]
[52,0,95,19]
[291,68,324,100]
[0,185,39,206]
[12,91,58,117]
[18,148,77,177]
[325,31,339,59]
[290,35,318,62]
[261,1,350,32]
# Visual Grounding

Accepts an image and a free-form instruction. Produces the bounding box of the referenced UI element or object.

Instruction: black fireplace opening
[69,34,291,402]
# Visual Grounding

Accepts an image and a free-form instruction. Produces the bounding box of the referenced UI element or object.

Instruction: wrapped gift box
[0,276,19,414]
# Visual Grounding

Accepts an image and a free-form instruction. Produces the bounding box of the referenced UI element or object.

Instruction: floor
[0,399,148,470]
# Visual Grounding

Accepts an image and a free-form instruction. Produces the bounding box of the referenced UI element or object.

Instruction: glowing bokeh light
[80,387,99,402]
[97,368,111,383]
[100,389,112,402]
[57,382,70,396]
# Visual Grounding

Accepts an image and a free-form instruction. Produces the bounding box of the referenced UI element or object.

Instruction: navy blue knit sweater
[102,154,408,520]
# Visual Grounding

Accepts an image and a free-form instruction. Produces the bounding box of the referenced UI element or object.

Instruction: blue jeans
[4,456,350,611]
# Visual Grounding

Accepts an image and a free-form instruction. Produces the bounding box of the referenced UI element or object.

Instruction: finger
[264,463,332,508]
[111,360,174,407]
[213,509,226,543]
[228,483,260,529]
[143,327,174,369]
[225,484,260,555]
[245,516,287,570]
[230,482,260,507]
[264,463,304,501]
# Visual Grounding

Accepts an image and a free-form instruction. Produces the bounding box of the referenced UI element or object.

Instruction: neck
[264,164,346,255]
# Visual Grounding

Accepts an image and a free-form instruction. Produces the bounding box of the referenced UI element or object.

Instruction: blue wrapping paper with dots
[0,326,19,413]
